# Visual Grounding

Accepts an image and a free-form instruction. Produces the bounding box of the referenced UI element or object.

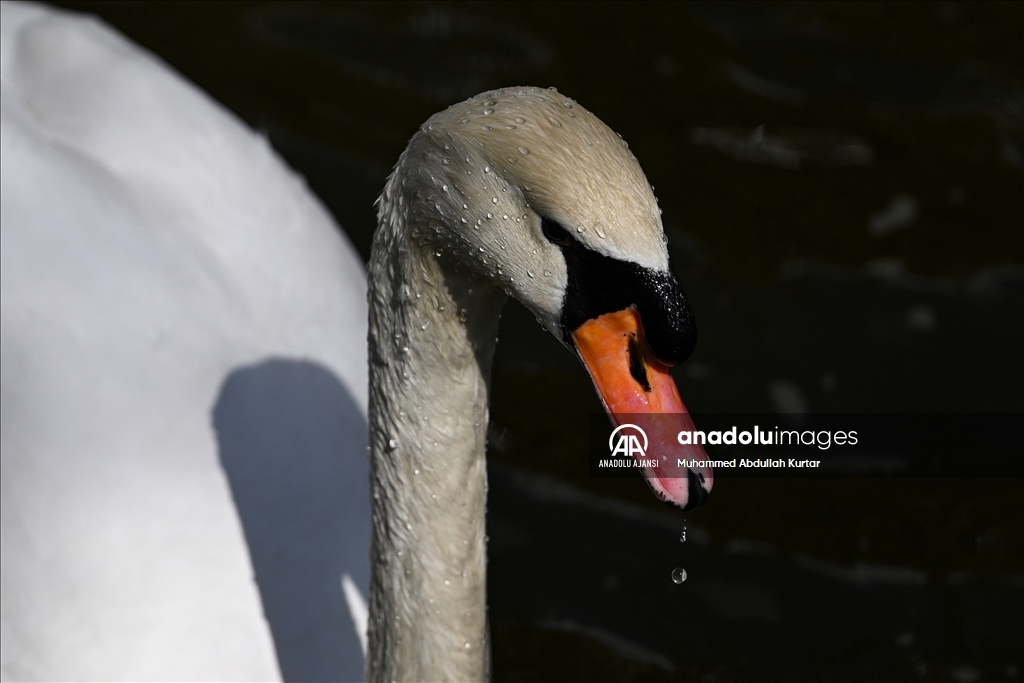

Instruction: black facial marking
[626,334,651,392]
[542,217,697,365]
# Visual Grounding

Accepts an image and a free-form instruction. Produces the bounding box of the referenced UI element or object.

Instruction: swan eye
[541,217,573,247]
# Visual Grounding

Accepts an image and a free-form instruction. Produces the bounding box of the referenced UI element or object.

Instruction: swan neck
[366,223,504,681]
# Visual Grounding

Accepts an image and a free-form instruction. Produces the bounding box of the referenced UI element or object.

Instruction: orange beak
[572,307,713,510]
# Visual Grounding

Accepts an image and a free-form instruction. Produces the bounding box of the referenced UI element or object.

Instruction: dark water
[56,2,1023,680]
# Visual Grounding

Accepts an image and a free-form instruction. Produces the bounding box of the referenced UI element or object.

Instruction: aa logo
[608,423,648,458]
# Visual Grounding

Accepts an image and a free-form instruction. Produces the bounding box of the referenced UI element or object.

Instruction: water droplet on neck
[388,438,398,449]
[518,146,530,155]
[484,165,491,173]
[515,117,525,124]
[492,197,498,204]
[442,157,451,165]
[484,108,494,115]
[595,225,607,238]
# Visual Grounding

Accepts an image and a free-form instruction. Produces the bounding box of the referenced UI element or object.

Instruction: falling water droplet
[671,568,687,584]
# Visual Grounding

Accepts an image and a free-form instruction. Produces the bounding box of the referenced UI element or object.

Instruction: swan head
[379,87,712,510]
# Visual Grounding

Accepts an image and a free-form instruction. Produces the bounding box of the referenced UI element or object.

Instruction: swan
[1,3,713,681]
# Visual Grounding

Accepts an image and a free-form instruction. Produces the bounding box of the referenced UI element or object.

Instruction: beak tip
[681,468,712,510]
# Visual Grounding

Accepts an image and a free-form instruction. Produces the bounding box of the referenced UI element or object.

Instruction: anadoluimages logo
[608,423,648,458]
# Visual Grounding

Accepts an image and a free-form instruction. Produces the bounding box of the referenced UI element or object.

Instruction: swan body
[2,3,368,680]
